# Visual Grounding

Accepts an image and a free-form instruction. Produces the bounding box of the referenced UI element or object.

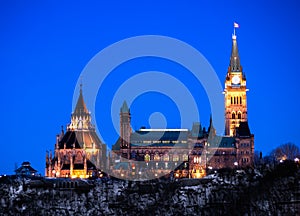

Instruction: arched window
[173,154,179,161]
[144,154,150,162]
[238,112,241,119]
[240,96,242,104]
[154,153,160,161]
[234,97,236,104]
[163,154,169,161]
[182,154,188,161]
[232,112,236,119]
[231,97,233,104]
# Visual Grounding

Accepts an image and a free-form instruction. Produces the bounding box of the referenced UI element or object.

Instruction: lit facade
[45,85,106,178]
[224,34,248,136]
[111,32,254,178]
[45,30,254,179]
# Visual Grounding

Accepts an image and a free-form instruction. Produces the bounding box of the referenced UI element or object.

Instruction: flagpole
[233,22,239,37]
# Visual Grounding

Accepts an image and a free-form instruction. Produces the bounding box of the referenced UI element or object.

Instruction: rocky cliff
[0,161,299,215]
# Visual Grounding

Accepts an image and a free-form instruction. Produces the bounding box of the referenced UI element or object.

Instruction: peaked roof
[229,34,242,72]
[191,122,205,138]
[73,85,89,115]
[58,130,102,149]
[236,121,252,137]
[120,100,129,113]
[208,115,216,136]
[15,162,37,174]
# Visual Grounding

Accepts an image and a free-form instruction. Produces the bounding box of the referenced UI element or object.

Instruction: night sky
[1,1,300,174]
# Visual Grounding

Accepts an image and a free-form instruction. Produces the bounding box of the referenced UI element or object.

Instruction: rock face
[0,163,299,215]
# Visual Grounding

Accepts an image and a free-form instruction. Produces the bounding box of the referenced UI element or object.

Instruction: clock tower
[224,32,248,136]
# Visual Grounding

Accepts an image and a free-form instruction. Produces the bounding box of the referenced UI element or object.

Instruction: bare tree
[271,142,300,161]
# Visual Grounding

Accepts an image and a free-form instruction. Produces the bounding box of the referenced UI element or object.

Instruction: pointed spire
[229,33,242,72]
[208,115,216,136]
[120,100,129,113]
[73,83,89,115]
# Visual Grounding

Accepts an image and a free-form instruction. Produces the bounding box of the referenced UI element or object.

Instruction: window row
[231,96,242,105]
[231,112,242,119]
[241,158,249,163]
[143,153,189,162]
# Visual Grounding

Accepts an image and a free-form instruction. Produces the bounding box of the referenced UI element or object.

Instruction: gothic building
[111,31,254,178]
[45,85,106,178]
[45,29,254,179]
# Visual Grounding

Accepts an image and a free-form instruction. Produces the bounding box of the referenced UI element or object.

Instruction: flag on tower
[234,22,239,28]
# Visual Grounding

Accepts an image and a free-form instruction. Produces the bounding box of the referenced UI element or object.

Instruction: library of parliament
[45,30,254,179]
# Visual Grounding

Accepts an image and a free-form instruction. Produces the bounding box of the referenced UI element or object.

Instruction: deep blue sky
[1,1,300,174]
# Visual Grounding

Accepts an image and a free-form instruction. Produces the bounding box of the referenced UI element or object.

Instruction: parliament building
[46,31,254,179]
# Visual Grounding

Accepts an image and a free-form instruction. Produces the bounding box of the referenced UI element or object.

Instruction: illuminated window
[154,153,160,161]
[182,154,188,161]
[173,154,179,161]
[144,154,150,162]
[163,154,169,161]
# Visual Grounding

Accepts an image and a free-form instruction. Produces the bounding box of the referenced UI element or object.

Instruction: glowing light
[139,128,188,132]
[294,158,299,162]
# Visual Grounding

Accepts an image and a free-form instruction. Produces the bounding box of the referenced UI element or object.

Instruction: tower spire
[68,82,92,130]
[120,100,129,113]
[229,22,242,72]
[74,83,89,116]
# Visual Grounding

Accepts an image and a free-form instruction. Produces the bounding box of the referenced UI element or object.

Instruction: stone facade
[111,32,254,178]
[45,85,106,178]
[45,31,254,179]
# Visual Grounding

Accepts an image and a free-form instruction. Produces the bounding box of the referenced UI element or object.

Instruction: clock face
[232,75,240,84]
